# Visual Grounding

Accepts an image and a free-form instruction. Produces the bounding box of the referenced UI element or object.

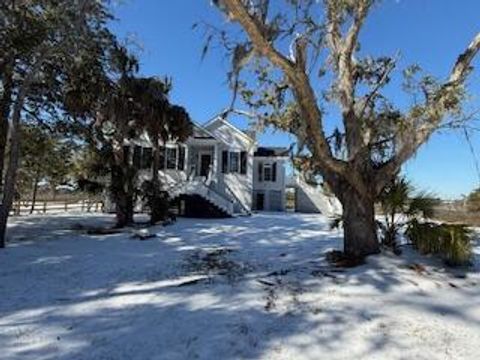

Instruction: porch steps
[294,177,342,217]
[168,179,235,217]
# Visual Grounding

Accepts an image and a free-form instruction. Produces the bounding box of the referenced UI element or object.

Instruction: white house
[128,117,290,217]
[252,147,289,211]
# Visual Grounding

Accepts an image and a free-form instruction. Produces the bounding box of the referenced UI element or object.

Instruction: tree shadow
[1,213,479,359]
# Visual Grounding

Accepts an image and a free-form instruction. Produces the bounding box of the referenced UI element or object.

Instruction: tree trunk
[125,168,135,225]
[0,60,14,191]
[0,92,25,248]
[110,144,134,228]
[151,132,160,190]
[111,164,134,228]
[29,175,40,214]
[340,188,379,258]
[149,131,165,224]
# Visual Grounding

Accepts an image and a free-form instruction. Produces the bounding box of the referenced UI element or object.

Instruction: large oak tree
[210,0,480,258]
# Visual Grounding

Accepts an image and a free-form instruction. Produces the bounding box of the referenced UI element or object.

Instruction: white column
[184,145,189,179]
[212,143,218,179]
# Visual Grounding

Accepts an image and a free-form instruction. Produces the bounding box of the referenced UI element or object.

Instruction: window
[141,148,153,169]
[229,152,239,173]
[178,146,185,171]
[155,145,184,171]
[263,163,272,181]
[158,147,165,169]
[131,145,183,170]
[222,151,246,174]
[133,146,142,168]
[259,162,277,182]
[166,148,177,169]
[131,146,153,169]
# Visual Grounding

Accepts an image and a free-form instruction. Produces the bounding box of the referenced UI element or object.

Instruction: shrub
[467,187,480,212]
[441,224,474,267]
[405,219,473,267]
[378,176,439,250]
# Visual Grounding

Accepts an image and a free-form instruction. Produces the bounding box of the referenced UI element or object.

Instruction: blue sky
[110,0,480,199]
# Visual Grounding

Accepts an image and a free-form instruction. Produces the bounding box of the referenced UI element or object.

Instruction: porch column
[184,145,189,179]
[212,143,218,179]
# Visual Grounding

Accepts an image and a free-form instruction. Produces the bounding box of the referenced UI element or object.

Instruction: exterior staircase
[293,176,342,217]
[168,178,235,217]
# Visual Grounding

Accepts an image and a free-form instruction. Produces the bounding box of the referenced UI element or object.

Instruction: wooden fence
[11,198,104,216]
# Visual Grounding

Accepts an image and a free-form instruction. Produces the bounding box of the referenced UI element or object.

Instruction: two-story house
[252,147,289,211]
[124,116,289,217]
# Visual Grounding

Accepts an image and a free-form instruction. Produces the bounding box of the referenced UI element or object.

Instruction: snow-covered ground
[0,212,479,360]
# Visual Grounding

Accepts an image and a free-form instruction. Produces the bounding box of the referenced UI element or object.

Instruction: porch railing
[224,183,251,216]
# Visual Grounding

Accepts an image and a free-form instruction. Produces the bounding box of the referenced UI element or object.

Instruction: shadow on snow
[0,212,478,359]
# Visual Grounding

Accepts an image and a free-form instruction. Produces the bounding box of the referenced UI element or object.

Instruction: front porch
[186,138,219,181]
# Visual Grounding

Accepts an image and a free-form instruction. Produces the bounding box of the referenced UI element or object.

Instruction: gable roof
[191,123,215,139]
[204,116,255,144]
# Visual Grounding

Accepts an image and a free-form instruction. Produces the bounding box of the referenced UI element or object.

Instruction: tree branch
[377,32,480,190]
[221,0,347,178]
[325,0,373,160]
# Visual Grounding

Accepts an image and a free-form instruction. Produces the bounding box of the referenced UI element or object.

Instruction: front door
[199,154,212,177]
[256,193,265,211]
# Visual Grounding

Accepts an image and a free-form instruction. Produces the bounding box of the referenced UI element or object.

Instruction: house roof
[254,147,290,158]
[192,124,215,139]
[204,116,256,144]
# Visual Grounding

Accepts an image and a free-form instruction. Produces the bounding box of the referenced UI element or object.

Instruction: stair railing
[224,182,251,215]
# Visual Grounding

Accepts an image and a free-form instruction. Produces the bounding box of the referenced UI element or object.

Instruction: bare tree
[209,0,480,258]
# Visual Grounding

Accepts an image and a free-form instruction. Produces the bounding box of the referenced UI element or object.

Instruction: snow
[0,212,479,360]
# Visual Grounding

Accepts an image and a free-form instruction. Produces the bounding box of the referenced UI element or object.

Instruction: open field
[433,208,480,227]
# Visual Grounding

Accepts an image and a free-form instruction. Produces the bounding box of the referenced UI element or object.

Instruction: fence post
[65,201,68,212]
[43,201,47,214]
[81,200,85,212]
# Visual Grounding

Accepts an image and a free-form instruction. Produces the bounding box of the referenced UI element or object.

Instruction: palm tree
[133,77,192,224]
[97,47,140,228]
[378,176,439,249]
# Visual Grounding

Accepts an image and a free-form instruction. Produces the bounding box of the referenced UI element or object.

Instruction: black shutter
[222,151,228,173]
[240,151,247,174]
[159,147,165,170]
[258,162,263,182]
[272,162,277,182]
[178,146,185,171]
[123,145,130,165]
[133,146,142,168]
